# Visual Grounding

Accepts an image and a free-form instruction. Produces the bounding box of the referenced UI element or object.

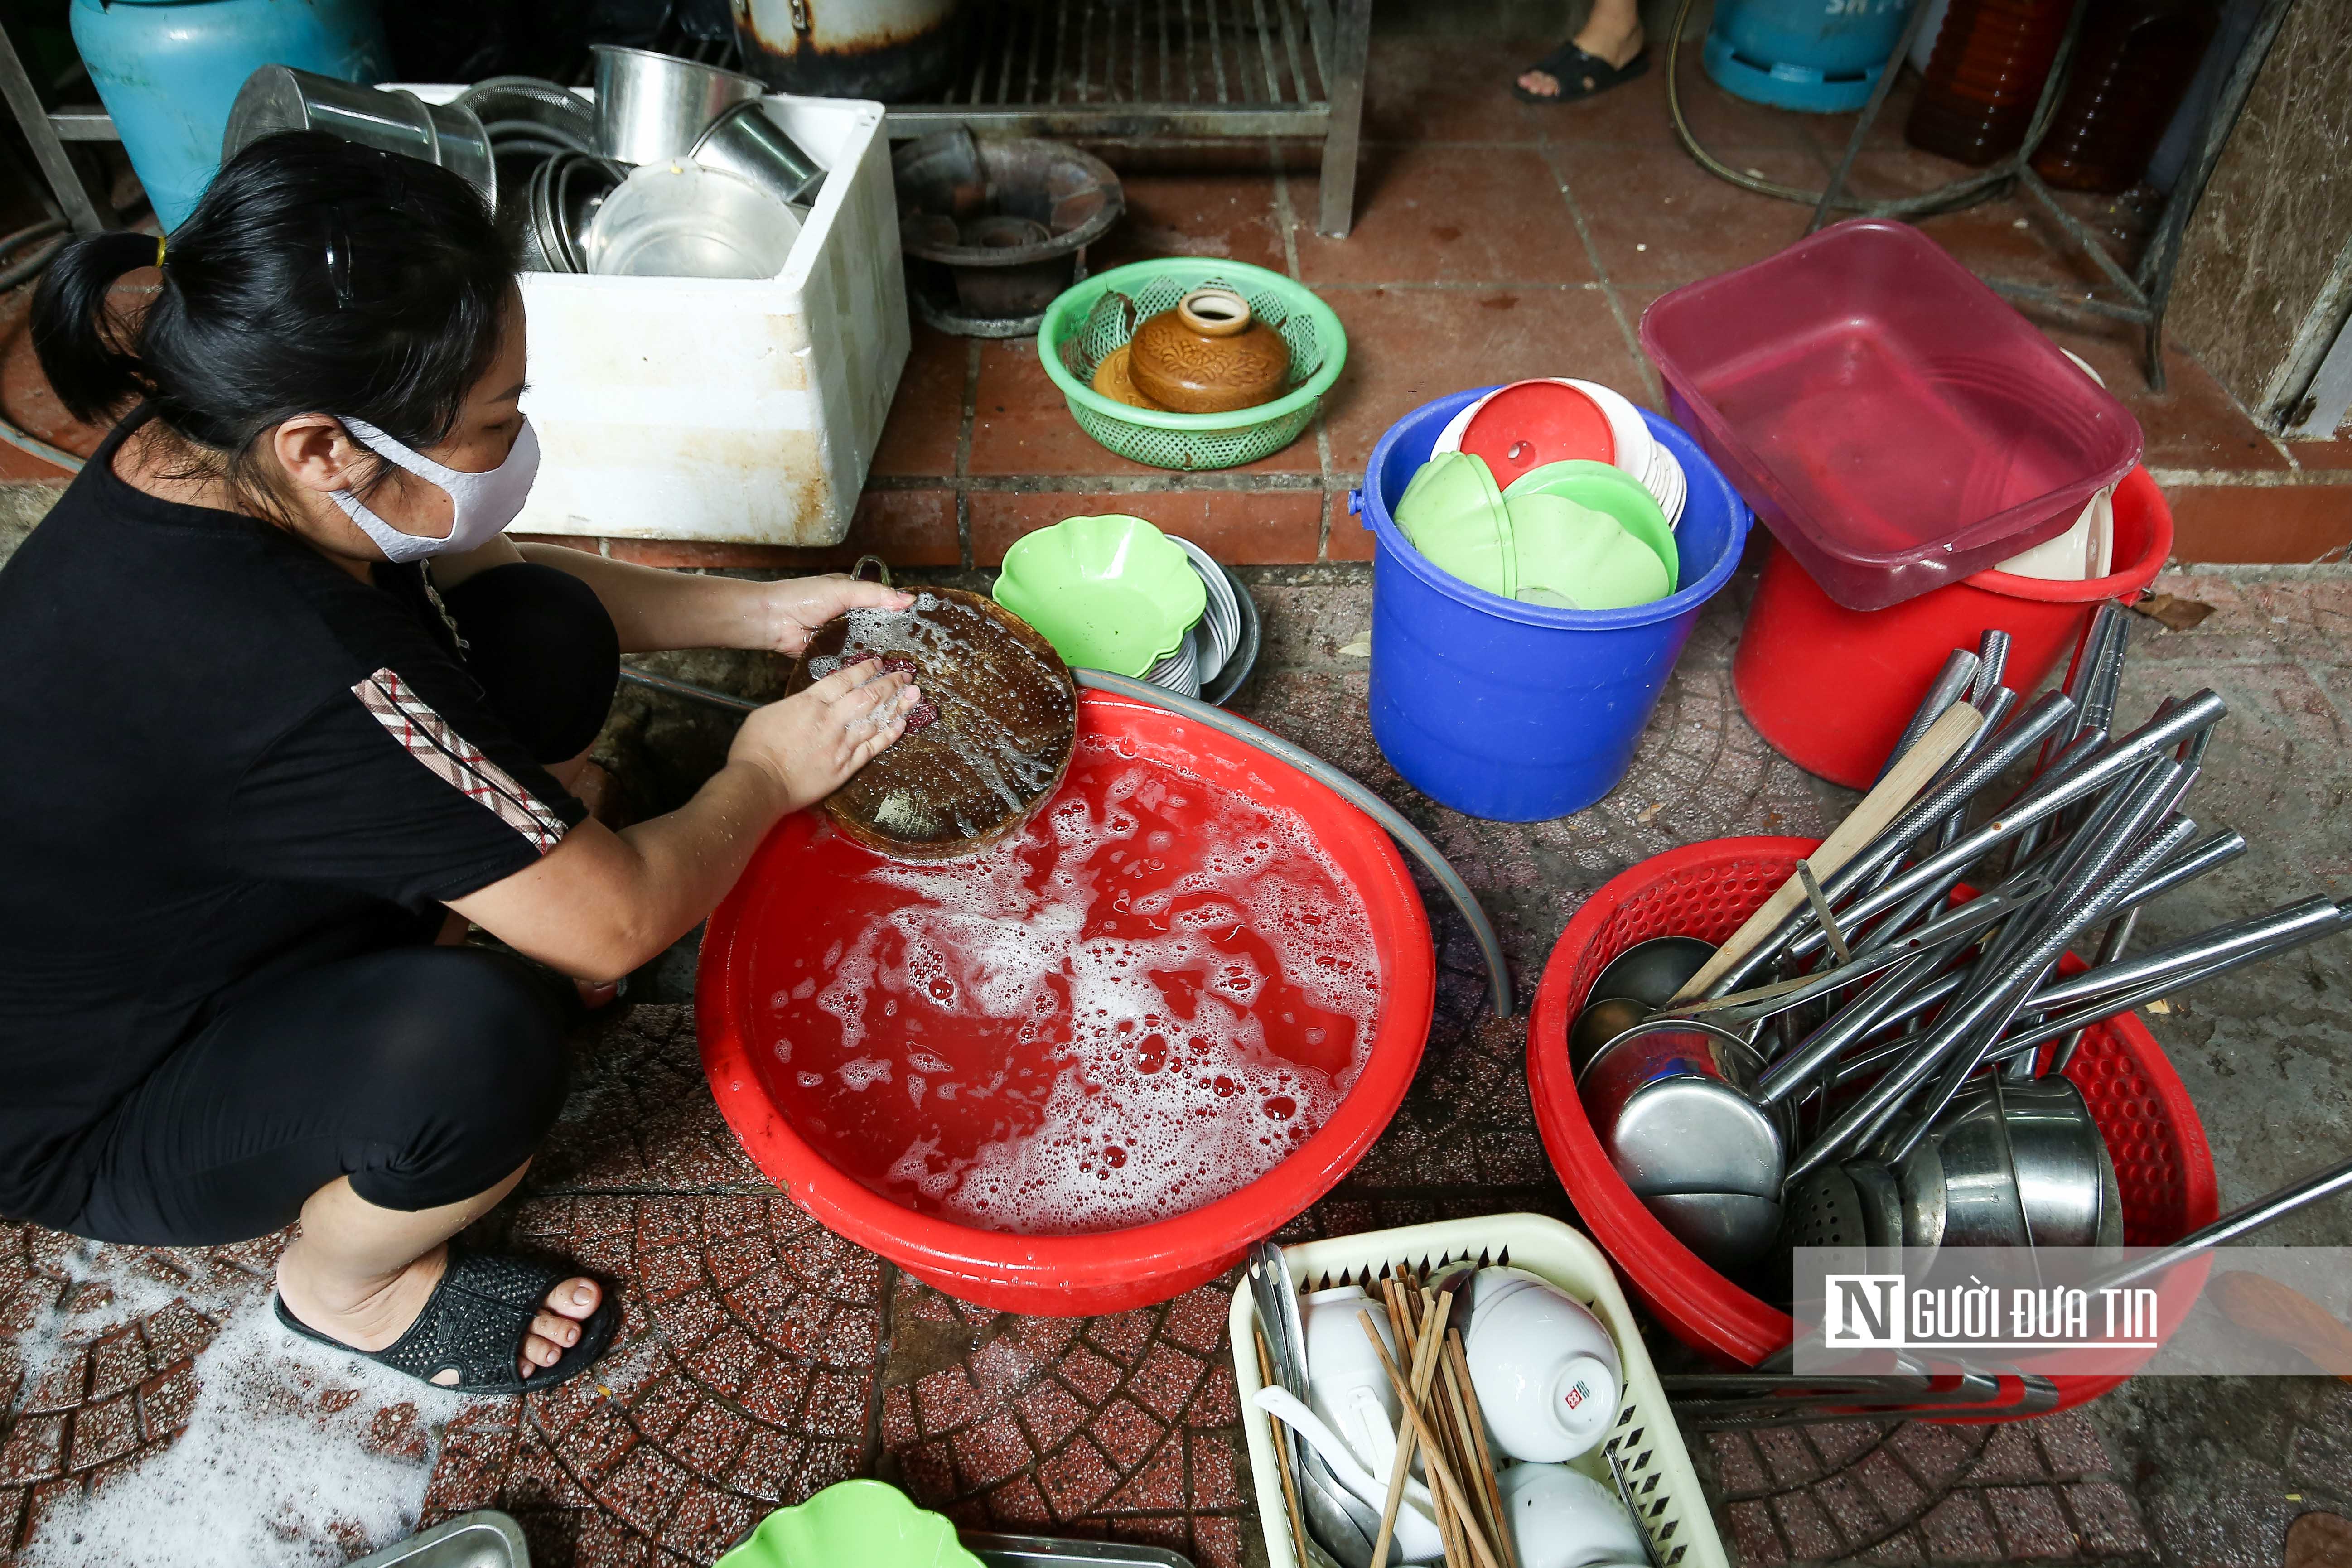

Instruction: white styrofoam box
[405,86,909,547]
[1232,1213,1729,1568]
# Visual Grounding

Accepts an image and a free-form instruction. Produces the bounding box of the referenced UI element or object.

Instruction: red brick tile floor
[11,566,2352,1567]
[6,12,2352,1568]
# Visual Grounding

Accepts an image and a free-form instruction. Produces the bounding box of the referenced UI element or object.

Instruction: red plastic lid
[1640,220,2145,611]
[1459,380,1615,485]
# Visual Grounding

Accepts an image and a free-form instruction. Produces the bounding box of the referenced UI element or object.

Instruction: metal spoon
[1249,1242,1382,1567]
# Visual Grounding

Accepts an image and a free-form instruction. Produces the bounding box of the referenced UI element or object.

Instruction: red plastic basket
[1527,837,2220,1414]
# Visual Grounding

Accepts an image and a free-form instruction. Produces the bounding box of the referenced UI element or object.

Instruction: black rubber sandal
[274,1245,617,1396]
[1514,42,1652,103]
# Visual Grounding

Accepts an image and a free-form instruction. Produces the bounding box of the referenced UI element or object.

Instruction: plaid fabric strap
[351,666,567,852]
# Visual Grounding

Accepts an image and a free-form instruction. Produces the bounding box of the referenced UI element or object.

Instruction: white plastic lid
[1550,1353,1619,1451]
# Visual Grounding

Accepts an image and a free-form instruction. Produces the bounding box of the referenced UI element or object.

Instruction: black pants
[65,562,618,1247]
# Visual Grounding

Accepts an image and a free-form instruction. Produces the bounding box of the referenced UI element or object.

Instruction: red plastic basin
[1733,464,2173,789]
[1527,837,2219,1414]
[699,690,1435,1315]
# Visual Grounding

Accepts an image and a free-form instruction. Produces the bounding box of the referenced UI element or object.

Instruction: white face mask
[328,415,541,563]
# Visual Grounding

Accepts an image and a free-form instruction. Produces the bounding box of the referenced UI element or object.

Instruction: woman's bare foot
[278,1242,602,1383]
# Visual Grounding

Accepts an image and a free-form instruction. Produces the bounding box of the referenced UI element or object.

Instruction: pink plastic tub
[1641,220,2144,611]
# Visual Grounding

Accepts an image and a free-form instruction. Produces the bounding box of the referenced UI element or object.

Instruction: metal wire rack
[888,0,1371,236]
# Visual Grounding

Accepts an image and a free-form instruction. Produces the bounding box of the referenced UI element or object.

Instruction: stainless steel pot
[1578,1018,1787,1200]
[591,45,764,164]
[690,98,826,208]
[223,67,496,208]
[1899,1076,2122,1251]
[733,0,964,101]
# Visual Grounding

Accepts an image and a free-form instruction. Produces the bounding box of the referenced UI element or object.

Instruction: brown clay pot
[1090,343,1164,410]
[1125,286,1291,415]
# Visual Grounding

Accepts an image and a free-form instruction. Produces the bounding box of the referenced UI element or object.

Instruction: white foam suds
[17,1250,454,1568]
[778,757,1383,1234]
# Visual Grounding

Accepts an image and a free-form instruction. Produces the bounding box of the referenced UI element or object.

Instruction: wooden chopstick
[1254,1329,1312,1568]
[1673,700,1985,1002]
[1362,1315,1504,1568]
[1370,1276,1421,1568]
[1446,1329,1518,1568]
[1405,1284,1464,1568]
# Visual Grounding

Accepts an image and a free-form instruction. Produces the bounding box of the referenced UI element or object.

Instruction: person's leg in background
[1518,0,1650,102]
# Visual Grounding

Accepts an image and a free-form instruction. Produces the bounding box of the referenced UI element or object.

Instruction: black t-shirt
[0,413,586,1221]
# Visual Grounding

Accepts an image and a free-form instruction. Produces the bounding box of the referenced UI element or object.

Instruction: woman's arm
[447,659,918,980]
[512,541,904,656]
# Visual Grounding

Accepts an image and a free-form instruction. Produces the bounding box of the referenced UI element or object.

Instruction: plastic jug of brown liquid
[1904,0,2073,166]
[2031,0,2219,192]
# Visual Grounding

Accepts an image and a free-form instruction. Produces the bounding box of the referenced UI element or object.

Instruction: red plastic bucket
[1733,465,2173,788]
[699,689,1434,1316]
[1526,837,2219,1414]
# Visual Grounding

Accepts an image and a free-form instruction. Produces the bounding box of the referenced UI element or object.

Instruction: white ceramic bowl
[1497,1462,1651,1568]
[1463,1266,1623,1462]
[1298,1286,1401,1475]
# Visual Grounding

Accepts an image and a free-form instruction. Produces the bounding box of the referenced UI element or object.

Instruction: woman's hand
[729,658,919,814]
[761,574,915,657]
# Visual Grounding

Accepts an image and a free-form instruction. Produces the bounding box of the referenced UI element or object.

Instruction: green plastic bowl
[1037,258,1347,471]
[1505,459,1679,589]
[992,513,1209,677]
[716,1481,980,1568]
[1396,450,1514,598]
[1504,491,1673,610]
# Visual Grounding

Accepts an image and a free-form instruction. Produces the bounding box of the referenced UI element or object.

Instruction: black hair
[32,131,515,509]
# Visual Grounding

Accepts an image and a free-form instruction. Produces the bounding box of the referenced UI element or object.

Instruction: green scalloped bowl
[716,1481,981,1568]
[1395,450,1514,598]
[1504,459,1679,589]
[1504,491,1673,610]
[992,513,1208,678]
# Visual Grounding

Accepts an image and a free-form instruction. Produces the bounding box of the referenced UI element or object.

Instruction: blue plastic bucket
[1356,388,1751,822]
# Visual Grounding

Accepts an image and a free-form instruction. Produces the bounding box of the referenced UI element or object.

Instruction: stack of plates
[1434,378,1687,528]
[1144,536,1242,699]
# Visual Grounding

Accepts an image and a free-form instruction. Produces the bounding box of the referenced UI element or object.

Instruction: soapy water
[13,1241,457,1567]
[757,739,1383,1234]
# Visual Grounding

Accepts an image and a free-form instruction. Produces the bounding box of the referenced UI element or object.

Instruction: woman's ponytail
[30,229,160,426]
[25,135,512,490]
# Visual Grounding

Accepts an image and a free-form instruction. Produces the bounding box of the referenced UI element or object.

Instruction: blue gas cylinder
[1703,0,1916,112]
[70,0,390,230]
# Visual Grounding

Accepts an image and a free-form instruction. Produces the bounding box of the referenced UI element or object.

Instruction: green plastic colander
[1037,259,1347,471]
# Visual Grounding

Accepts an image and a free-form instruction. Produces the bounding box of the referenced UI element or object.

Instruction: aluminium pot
[733,0,964,102]
[1576,1017,1787,1201]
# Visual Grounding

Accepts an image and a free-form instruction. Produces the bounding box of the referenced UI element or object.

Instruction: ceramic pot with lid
[1125,286,1292,414]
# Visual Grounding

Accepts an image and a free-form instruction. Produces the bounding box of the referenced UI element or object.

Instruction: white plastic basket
[1228,1214,1728,1568]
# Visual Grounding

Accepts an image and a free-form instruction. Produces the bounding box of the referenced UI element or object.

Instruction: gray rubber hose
[617,664,1515,1018]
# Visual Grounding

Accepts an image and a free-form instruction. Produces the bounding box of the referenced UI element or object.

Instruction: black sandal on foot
[1514,42,1651,103]
[274,1245,618,1396]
